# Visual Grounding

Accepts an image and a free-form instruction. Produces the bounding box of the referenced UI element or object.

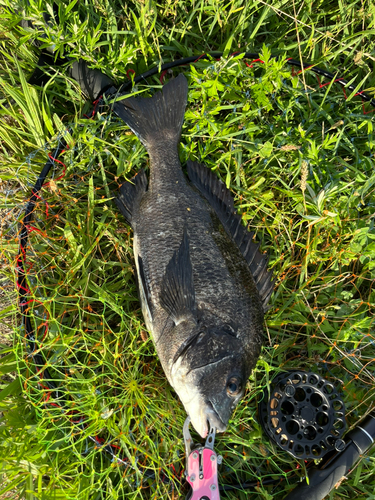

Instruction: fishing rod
[15,16,375,498]
[284,412,375,500]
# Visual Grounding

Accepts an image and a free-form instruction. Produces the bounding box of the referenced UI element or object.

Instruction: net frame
[1,52,374,498]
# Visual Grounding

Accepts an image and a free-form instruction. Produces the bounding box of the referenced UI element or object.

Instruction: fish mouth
[190,400,227,438]
[207,400,227,433]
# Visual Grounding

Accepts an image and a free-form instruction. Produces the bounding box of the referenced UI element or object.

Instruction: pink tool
[183,416,222,500]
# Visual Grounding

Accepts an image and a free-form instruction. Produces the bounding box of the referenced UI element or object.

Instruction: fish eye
[226,377,242,396]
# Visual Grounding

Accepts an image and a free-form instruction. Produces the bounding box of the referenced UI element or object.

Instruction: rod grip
[284,414,375,500]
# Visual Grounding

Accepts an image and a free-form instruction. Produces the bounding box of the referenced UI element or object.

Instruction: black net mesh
[1,57,374,498]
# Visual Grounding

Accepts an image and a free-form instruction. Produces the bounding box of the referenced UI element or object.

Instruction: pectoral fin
[160,227,196,325]
[137,255,153,326]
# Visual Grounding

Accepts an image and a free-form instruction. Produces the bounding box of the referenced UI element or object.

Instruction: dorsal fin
[187,160,275,311]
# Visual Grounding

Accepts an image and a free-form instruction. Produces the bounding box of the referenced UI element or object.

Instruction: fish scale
[114,74,273,438]
[136,190,255,348]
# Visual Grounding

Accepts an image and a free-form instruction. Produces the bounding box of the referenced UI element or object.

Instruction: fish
[114,74,274,438]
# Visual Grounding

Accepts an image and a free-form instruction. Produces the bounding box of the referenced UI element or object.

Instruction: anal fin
[160,227,196,325]
[116,169,147,226]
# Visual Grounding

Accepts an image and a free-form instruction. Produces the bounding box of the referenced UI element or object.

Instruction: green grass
[0,0,374,498]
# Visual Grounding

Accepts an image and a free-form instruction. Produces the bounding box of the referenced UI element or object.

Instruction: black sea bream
[114,74,273,438]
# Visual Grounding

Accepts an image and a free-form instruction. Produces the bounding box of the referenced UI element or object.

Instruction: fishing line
[117,52,375,110]
[15,49,375,494]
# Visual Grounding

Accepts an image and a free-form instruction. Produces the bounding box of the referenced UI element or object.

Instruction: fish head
[170,325,254,438]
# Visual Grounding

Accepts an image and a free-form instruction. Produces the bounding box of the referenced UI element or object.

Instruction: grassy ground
[0,0,374,498]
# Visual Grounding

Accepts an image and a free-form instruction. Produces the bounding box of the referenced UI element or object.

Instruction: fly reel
[259,370,346,460]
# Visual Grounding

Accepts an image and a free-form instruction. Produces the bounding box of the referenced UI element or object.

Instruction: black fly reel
[259,370,346,460]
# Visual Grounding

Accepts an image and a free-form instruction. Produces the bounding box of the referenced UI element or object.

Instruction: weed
[0,1,374,499]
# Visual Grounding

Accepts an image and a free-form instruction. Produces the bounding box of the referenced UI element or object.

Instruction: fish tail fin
[114,74,188,150]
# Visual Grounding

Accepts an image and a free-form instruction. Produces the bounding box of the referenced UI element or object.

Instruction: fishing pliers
[183,416,222,500]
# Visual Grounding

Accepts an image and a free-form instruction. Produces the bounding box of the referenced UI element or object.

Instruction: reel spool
[259,370,346,460]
